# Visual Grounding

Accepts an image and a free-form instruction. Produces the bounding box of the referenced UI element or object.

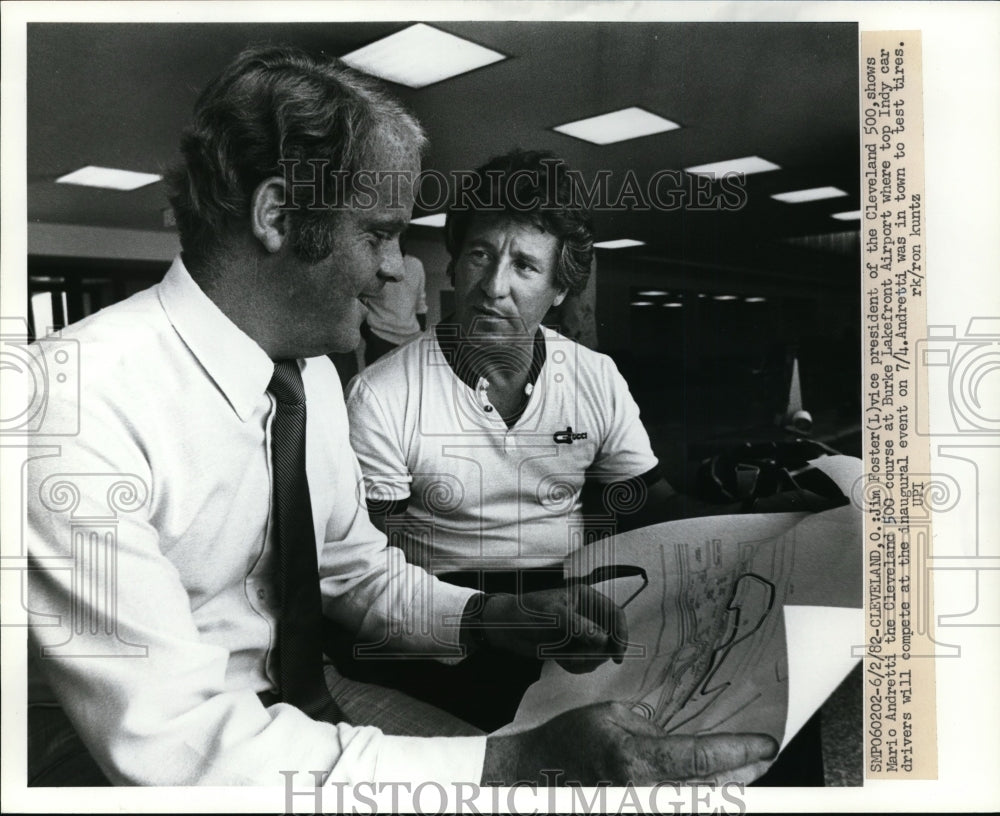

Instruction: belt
[438,566,566,596]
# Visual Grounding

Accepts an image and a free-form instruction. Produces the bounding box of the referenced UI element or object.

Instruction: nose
[378,240,405,283]
[480,259,511,300]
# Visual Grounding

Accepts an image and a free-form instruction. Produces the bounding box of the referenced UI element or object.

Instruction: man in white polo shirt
[347,150,676,586]
[343,150,690,727]
[344,150,841,733]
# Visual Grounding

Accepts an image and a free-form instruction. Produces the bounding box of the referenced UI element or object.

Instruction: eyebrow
[364,215,409,234]
[465,237,547,267]
[511,245,549,266]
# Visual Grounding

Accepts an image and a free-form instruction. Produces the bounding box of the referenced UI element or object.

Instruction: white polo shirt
[345,326,659,573]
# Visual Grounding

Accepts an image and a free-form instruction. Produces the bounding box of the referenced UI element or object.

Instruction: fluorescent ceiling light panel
[594,239,645,250]
[771,186,848,204]
[340,24,505,88]
[685,156,781,179]
[745,296,767,303]
[630,301,654,307]
[832,210,862,221]
[56,165,161,191]
[553,107,680,145]
[410,213,448,227]
[637,290,669,297]
[713,294,739,301]
[662,302,683,308]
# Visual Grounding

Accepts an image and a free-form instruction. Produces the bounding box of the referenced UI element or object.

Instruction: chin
[326,329,360,356]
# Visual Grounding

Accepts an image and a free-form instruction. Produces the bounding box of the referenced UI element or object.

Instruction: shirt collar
[157,256,275,422]
[434,321,547,393]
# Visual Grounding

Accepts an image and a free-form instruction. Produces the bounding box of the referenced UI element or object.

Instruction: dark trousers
[28,706,110,787]
[327,567,564,733]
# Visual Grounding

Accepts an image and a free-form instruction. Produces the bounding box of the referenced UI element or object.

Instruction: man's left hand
[477,585,628,673]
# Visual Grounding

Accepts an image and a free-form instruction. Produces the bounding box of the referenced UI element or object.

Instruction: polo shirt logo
[553,426,588,444]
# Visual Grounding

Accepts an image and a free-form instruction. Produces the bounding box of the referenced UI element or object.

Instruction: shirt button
[484,405,493,412]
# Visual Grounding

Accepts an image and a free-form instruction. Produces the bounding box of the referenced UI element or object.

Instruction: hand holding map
[501,456,863,775]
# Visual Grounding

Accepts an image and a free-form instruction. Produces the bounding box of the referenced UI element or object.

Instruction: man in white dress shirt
[25,45,776,789]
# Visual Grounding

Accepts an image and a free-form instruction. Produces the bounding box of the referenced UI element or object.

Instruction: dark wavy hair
[443,149,595,295]
[167,44,426,267]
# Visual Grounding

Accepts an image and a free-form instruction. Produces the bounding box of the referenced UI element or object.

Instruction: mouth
[473,306,509,318]
[358,285,385,308]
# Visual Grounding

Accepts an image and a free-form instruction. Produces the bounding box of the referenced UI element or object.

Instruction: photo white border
[2,2,997,812]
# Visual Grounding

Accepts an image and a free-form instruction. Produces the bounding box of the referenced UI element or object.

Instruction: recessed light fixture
[745,296,767,303]
[637,290,669,297]
[631,301,655,307]
[340,24,506,89]
[713,294,739,301]
[553,107,681,146]
[594,239,645,250]
[771,186,848,204]
[56,165,162,191]
[409,213,447,227]
[662,302,683,308]
[832,210,862,221]
[684,156,781,179]
[696,293,708,298]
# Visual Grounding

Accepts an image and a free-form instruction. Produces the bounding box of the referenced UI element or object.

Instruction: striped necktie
[268,360,345,722]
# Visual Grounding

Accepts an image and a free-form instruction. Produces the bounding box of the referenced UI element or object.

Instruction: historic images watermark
[0,317,80,438]
[280,773,749,814]
[278,158,749,214]
[1,317,151,655]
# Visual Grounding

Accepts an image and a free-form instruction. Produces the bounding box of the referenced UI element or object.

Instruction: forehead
[343,160,418,232]
[463,214,560,254]
[352,133,420,204]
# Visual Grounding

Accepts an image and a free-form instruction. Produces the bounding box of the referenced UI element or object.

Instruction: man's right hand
[481,701,778,786]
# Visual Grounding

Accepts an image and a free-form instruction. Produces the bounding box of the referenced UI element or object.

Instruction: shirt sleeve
[314,359,477,659]
[27,363,483,787]
[586,355,660,483]
[344,374,414,505]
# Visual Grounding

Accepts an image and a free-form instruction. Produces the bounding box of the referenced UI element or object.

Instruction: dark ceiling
[27,21,860,275]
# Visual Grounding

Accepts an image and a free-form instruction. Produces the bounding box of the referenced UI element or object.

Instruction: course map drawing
[503,456,863,753]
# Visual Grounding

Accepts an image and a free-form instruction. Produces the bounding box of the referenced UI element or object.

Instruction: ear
[250,177,290,254]
[552,288,568,309]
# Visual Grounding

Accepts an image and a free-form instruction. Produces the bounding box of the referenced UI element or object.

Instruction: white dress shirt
[27,256,485,786]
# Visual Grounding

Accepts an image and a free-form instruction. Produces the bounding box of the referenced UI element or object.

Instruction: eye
[465,248,491,264]
[513,259,539,274]
[367,231,397,249]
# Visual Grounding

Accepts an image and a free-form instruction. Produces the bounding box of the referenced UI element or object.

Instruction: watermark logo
[278,158,750,214]
[915,318,1000,436]
[0,317,80,437]
[279,773,749,815]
